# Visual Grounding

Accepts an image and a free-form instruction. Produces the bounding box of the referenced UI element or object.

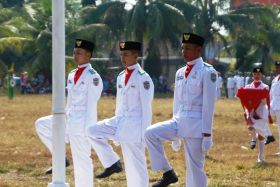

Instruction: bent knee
[86,124,98,138]
[144,126,156,139]
[35,118,44,132]
[35,116,52,132]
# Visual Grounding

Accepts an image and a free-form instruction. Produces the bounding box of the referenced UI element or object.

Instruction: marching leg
[145,120,177,171]
[69,135,93,187]
[257,138,265,163]
[184,138,207,187]
[35,115,53,153]
[145,120,179,187]
[121,143,148,187]
[86,122,122,178]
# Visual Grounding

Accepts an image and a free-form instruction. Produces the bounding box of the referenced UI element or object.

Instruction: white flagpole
[48,0,69,186]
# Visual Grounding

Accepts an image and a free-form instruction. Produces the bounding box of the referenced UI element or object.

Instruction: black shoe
[45,158,70,175]
[265,135,275,145]
[152,169,178,187]
[250,140,256,149]
[95,160,123,179]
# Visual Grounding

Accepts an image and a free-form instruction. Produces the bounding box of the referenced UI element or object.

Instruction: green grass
[0,95,280,186]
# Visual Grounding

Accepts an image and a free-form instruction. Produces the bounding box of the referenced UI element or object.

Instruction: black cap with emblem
[252,63,263,73]
[182,33,205,47]
[75,39,95,53]
[119,41,142,51]
[275,60,280,66]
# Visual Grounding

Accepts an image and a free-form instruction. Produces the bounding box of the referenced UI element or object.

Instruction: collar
[253,80,261,83]
[187,57,203,65]
[126,63,138,70]
[78,63,89,68]
[186,57,203,70]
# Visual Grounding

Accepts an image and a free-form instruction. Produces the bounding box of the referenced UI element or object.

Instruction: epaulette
[203,62,213,67]
[89,68,96,74]
[138,69,145,75]
[118,70,125,76]
[70,68,77,73]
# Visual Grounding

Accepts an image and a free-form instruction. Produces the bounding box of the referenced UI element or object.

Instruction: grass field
[0,94,280,187]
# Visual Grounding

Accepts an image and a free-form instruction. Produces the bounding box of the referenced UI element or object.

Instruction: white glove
[202,136,213,154]
[171,139,182,152]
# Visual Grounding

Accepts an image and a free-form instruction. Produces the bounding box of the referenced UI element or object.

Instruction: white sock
[258,140,265,161]
[265,123,272,136]
[249,129,257,141]
[163,167,173,172]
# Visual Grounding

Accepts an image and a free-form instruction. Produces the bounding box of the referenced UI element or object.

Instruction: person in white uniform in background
[270,60,280,154]
[236,72,245,93]
[227,73,235,99]
[145,33,217,187]
[216,72,223,99]
[244,64,274,162]
[86,41,154,187]
[245,72,251,86]
[35,39,107,187]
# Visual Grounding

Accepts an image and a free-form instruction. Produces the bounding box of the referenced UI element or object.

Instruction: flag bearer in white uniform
[244,64,274,162]
[145,33,217,187]
[270,60,280,154]
[86,41,154,187]
[35,39,110,187]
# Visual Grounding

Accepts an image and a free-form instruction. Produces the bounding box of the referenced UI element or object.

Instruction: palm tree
[0,3,35,73]
[23,0,86,78]
[232,4,280,71]
[163,0,248,59]
[164,0,280,72]
[79,1,127,57]
[125,0,187,77]
[0,0,24,8]
[81,0,96,7]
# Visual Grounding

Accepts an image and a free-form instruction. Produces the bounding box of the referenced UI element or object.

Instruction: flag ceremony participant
[145,33,217,187]
[227,73,235,99]
[35,39,108,187]
[217,72,223,99]
[86,41,154,187]
[270,60,280,154]
[238,64,274,162]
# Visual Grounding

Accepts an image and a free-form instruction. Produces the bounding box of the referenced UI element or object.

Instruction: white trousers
[35,115,117,187]
[145,120,207,187]
[275,111,280,149]
[216,88,221,99]
[251,119,272,138]
[227,88,235,99]
[264,122,272,137]
[86,121,149,187]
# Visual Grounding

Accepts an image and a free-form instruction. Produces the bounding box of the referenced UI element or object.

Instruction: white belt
[69,105,86,111]
[181,105,202,112]
[122,111,141,117]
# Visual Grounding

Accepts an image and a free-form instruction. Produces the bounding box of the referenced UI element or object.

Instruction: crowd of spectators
[0,71,172,96]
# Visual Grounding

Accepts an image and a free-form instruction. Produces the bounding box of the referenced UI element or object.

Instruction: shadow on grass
[252,161,278,169]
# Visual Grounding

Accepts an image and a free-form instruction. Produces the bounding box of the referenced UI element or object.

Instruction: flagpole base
[48,183,69,187]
